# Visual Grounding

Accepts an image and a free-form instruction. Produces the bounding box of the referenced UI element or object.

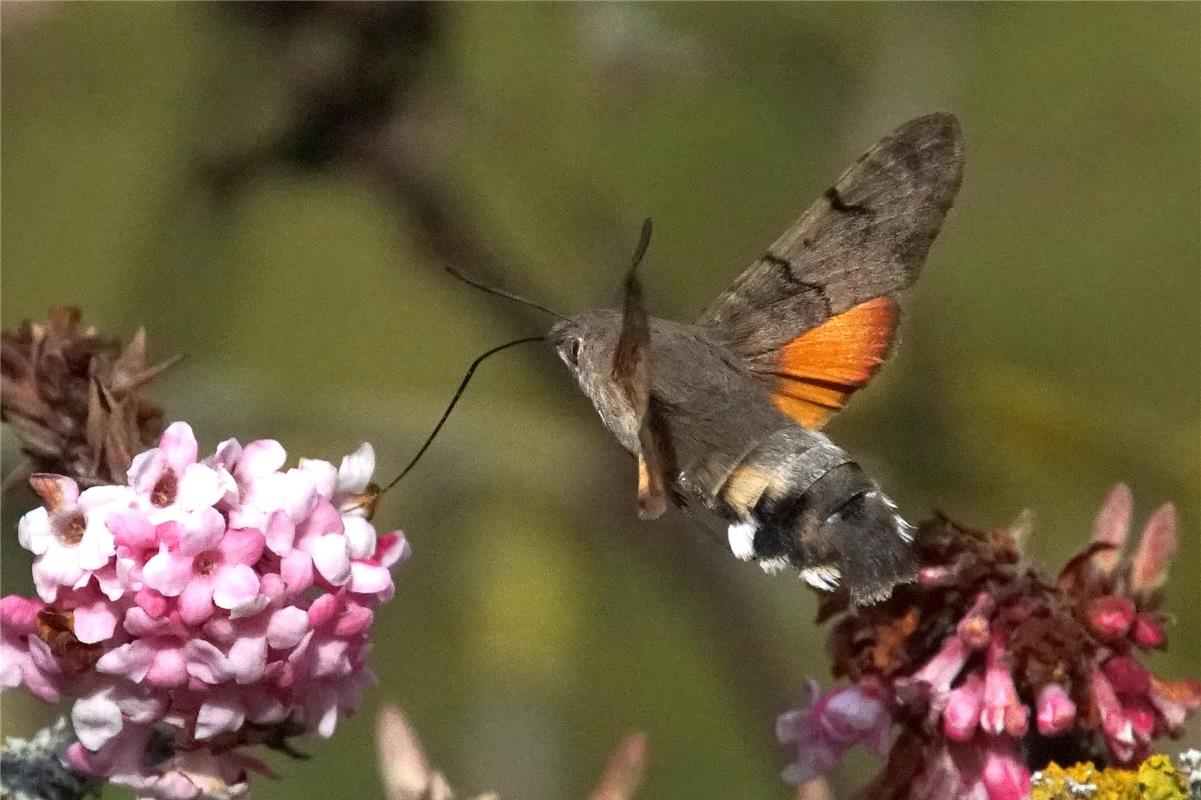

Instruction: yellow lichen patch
[1031,755,1187,800]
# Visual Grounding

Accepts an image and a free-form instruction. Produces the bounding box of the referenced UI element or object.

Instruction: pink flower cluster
[1,422,408,800]
[776,678,892,785]
[779,486,1201,800]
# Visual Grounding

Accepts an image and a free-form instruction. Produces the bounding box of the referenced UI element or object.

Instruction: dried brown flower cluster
[1,307,179,487]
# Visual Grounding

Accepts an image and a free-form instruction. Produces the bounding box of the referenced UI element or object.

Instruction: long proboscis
[377,335,545,495]
[444,264,569,321]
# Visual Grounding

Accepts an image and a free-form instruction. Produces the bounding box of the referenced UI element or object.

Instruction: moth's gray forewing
[643,321,790,502]
[698,113,964,361]
[612,219,668,519]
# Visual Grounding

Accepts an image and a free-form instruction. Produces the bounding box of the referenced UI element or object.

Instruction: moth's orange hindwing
[770,297,898,430]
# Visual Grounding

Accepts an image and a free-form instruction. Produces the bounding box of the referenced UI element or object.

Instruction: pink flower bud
[1035,683,1076,736]
[1091,666,1135,759]
[1102,655,1150,695]
[981,737,1031,800]
[134,589,167,619]
[1,594,44,630]
[1124,696,1156,743]
[1089,484,1132,573]
[1129,503,1177,594]
[1131,614,1166,649]
[981,634,1028,737]
[1083,595,1136,640]
[942,674,984,741]
[912,635,970,695]
[955,592,994,650]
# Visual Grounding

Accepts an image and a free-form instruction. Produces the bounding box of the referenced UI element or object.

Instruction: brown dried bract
[1,306,180,486]
[34,607,102,672]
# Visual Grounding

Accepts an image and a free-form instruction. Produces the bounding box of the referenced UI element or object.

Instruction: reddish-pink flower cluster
[1,422,407,800]
[779,486,1200,800]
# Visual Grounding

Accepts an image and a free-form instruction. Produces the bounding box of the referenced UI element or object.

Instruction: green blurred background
[2,3,1198,798]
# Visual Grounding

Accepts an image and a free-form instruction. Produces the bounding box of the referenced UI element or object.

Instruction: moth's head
[549,309,640,451]
[549,310,623,387]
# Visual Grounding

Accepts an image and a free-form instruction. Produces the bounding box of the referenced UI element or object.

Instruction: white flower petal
[31,546,82,601]
[228,595,270,620]
[77,484,136,512]
[298,458,338,499]
[207,437,243,471]
[127,449,167,495]
[311,534,351,586]
[72,688,123,751]
[195,696,246,740]
[76,518,117,570]
[17,508,52,555]
[336,443,375,495]
[266,606,309,649]
[342,517,377,560]
[176,464,226,510]
[236,439,287,481]
[159,421,199,472]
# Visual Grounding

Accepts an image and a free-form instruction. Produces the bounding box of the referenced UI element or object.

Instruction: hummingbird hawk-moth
[547,113,964,604]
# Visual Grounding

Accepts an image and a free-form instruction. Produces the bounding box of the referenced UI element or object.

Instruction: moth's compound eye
[567,338,582,366]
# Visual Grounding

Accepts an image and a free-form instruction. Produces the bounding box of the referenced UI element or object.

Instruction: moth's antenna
[377,335,545,496]
[628,218,653,276]
[444,265,569,322]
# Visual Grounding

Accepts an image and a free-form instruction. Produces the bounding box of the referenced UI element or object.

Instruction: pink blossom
[979,737,1029,800]
[1034,683,1076,736]
[0,595,63,702]
[1091,665,1135,759]
[3,422,406,799]
[942,675,984,742]
[911,635,970,695]
[1088,481,1132,573]
[18,478,132,602]
[1124,696,1156,743]
[778,679,891,785]
[66,725,266,799]
[142,524,266,625]
[1147,675,1201,729]
[1103,654,1150,695]
[70,684,164,752]
[1131,614,1166,649]
[979,634,1027,737]
[61,586,123,645]
[1082,594,1136,640]
[128,423,233,522]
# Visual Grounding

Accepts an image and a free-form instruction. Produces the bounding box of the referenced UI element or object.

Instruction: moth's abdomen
[715,430,916,605]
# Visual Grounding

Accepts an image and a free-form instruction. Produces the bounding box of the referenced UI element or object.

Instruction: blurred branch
[200,2,549,335]
[201,0,798,749]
